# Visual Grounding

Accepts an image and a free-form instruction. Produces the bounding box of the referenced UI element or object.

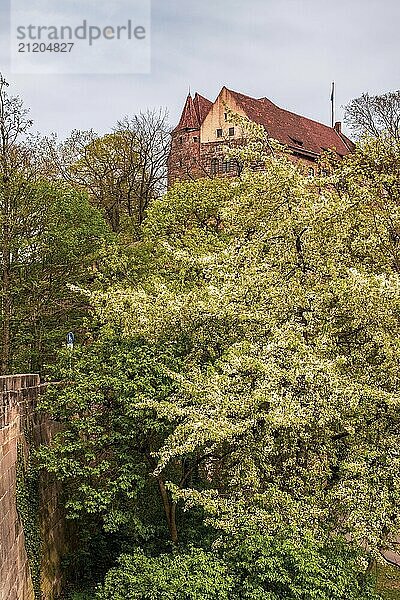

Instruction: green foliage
[53,109,169,234]
[132,132,400,557]
[0,76,113,374]
[16,443,41,599]
[62,523,131,591]
[38,339,177,534]
[220,526,379,600]
[39,117,400,597]
[96,532,379,600]
[69,592,96,600]
[96,547,232,600]
[1,177,111,373]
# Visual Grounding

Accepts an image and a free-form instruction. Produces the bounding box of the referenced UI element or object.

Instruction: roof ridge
[194,91,212,102]
[226,88,343,134]
[334,129,355,152]
[278,105,336,131]
[225,87,260,104]
[224,88,278,109]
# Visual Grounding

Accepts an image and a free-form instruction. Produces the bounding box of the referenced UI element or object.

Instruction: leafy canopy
[39,117,400,596]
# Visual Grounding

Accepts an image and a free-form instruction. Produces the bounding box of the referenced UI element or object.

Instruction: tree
[10,181,110,373]
[39,116,400,594]
[218,524,378,600]
[48,110,170,234]
[97,528,379,600]
[0,73,111,374]
[97,548,233,600]
[344,90,400,140]
[131,132,400,562]
[0,73,35,373]
[38,339,183,545]
[115,111,170,226]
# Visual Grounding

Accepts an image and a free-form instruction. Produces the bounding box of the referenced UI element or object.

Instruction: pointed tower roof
[173,94,200,132]
[173,92,212,133]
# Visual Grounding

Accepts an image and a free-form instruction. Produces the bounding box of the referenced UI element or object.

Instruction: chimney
[334,121,342,134]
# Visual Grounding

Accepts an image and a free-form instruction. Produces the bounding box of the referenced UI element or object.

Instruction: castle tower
[167,92,212,186]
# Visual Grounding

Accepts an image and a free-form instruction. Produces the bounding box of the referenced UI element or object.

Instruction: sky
[0,0,399,138]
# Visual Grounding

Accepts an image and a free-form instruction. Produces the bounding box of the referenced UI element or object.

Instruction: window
[224,112,228,121]
[308,167,315,178]
[222,159,237,173]
[216,128,223,138]
[193,136,198,142]
[179,136,183,145]
[229,127,235,137]
[290,136,303,146]
[229,159,237,172]
[211,158,219,175]
[179,158,183,167]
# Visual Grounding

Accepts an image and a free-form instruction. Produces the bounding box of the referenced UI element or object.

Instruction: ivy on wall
[16,440,42,599]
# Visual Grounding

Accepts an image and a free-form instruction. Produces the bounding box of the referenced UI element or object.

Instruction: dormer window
[229,127,235,137]
[290,136,303,146]
[216,128,223,138]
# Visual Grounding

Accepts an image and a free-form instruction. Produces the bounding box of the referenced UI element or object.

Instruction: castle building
[168,86,355,186]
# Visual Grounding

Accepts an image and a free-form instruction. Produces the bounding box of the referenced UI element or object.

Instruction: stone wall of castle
[167,126,319,187]
[167,136,244,186]
[0,374,67,600]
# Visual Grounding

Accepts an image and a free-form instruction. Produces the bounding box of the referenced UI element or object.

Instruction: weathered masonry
[0,374,67,600]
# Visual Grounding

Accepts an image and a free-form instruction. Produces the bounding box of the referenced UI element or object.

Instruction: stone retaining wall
[0,375,67,600]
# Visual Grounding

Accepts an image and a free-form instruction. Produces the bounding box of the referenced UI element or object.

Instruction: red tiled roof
[194,93,213,125]
[228,88,354,156]
[173,92,213,132]
[173,88,354,157]
[174,94,200,131]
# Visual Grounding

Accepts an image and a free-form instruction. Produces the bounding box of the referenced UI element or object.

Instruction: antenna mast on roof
[330,81,335,128]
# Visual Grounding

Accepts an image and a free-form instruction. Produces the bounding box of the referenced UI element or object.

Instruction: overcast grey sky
[0,0,399,138]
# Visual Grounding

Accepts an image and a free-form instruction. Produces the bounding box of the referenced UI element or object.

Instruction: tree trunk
[169,500,178,544]
[157,475,178,545]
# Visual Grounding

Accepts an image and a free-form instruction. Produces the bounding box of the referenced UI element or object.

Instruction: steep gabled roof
[173,94,199,131]
[227,88,354,156]
[173,92,212,133]
[194,93,213,124]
